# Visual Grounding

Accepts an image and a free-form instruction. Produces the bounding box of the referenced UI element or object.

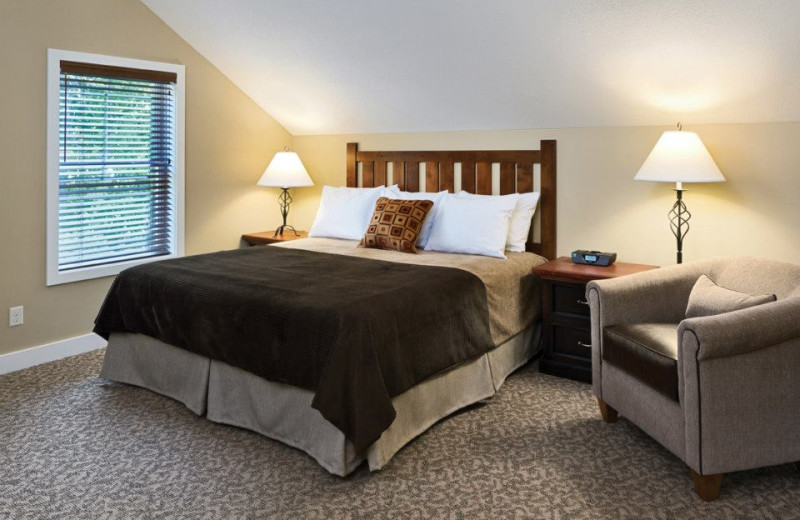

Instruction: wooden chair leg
[689,468,723,501]
[597,398,618,423]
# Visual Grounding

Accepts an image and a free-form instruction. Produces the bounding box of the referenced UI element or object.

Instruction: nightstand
[241,230,308,246]
[532,256,658,383]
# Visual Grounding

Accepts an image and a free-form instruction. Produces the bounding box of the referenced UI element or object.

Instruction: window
[47,49,184,286]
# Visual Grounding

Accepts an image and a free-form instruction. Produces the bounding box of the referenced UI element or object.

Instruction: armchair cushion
[603,323,680,401]
[685,275,776,319]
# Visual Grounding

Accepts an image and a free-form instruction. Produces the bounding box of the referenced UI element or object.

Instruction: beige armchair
[587,257,800,500]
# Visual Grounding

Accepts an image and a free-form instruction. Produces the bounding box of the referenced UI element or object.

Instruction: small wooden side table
[532,256,658,383]
[241,230,308,246]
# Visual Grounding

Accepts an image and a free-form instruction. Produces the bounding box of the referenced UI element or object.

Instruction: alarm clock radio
[571,250,617,267]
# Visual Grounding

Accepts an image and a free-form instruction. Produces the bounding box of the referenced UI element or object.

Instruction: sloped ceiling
[142,0,800,135]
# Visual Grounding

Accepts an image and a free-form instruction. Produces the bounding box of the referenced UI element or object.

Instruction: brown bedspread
[276,238,546,346]
[94,246,496,453]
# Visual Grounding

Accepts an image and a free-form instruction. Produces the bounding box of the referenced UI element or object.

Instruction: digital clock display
[585,254,598,263]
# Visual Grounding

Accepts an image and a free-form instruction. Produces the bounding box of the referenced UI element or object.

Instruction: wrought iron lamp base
[272,187,299,237]
[669,188,691,264]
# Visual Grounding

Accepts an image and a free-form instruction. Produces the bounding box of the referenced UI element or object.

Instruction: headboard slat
[362,161,375,188]
[375,160,387,187]
[440,162,455,193]
[499,163,515,195]
[425,161,439,192]
[345,141,557,259]
[476,162,492,195]
[461,161,476,193]
[405,162,420,192]
[516,163,533,193]
[393,161,405,191]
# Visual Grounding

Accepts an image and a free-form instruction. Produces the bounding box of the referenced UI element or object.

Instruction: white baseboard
[0,333,107,375]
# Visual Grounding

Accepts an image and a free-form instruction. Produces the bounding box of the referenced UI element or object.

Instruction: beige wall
[293,122,800,267]
[2,1,798,360]
[0,0,291,355]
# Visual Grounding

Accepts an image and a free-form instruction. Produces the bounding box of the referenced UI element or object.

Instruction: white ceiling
[142,0,800,135]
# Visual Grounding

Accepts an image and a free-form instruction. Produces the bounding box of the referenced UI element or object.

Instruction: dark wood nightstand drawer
[552,325,592,359]
[553,284,591,317]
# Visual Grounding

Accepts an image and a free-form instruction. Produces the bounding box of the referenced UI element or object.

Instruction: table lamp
[257,149,314,236]
[634,124,725,264]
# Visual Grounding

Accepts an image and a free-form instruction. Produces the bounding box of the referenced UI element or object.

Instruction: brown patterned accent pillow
[359,197,434,253]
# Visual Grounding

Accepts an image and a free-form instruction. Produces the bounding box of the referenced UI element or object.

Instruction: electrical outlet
[9,306,23,327]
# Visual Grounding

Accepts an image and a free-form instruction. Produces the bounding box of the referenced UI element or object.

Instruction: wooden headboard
[346,140,557,259]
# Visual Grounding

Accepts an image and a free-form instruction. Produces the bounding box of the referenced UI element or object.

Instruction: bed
[97,141,558,476]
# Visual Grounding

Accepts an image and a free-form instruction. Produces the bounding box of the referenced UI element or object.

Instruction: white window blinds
[58,61,178,272]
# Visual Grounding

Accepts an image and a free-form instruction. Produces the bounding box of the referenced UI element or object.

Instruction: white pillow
[425,193,517,259]
[309,185,386,240]
[382,187,447,248]
[456,191,540,252]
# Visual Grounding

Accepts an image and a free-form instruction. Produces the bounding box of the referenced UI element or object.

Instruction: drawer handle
[577,341,592,349]
[577,299,589,306]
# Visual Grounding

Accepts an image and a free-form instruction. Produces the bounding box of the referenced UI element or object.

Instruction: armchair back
[708,257,800,300]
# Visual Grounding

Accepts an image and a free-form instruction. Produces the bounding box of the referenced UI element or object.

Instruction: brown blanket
[276,237,546,345]
[94,246,493,453]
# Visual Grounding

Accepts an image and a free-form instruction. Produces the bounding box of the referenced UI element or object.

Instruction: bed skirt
[100,324,540,476]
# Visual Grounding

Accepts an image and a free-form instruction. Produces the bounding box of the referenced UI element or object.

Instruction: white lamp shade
[634,131,725,184]
[257,151,314,188]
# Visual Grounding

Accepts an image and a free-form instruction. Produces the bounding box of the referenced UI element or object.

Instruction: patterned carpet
[1,350,798,519]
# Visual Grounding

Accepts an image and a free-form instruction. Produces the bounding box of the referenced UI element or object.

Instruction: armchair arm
[678,296,800,361]
[679,296,800,475]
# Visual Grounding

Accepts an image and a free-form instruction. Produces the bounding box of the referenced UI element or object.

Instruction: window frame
[46,49,185,286]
